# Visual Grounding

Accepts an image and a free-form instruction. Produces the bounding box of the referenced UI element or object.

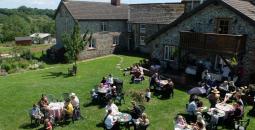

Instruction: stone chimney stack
[182,0,206,13]
[111,0,120,6]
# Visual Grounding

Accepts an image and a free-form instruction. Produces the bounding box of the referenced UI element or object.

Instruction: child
[44,118,52,130]
[145,88,151,102]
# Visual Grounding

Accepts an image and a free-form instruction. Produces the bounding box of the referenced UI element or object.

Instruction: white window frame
[113,36,119,46]
[101,22,107,31]
[88,39,96,49]
[140,36,145,46]
[164,45,176,61]
[140,24,146,34]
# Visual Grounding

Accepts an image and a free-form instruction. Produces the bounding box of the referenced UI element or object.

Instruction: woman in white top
[105,100,119,115]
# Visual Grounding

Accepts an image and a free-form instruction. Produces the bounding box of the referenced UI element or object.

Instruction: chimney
[182,0,206,13]
[111,0,120,6]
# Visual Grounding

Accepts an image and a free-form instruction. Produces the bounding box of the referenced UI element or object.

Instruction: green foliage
[0,33,3,43]
[0,6,55,42]
[20,49,34,60]
[2,15,31,41]
[62,22,91,64]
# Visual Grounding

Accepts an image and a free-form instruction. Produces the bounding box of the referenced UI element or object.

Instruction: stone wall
[150,4,255,78]
[55,3,128,60]
[131,23,166,53]
[55,4,75,48]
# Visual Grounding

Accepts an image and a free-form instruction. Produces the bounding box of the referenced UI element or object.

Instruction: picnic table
[48,102,64,122]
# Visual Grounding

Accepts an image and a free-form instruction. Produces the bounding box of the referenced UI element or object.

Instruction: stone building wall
[55,4,128,60]
[150,4,255,78]
[131,23,166,53]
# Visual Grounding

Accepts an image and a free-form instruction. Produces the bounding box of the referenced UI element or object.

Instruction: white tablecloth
[48,102,64,121]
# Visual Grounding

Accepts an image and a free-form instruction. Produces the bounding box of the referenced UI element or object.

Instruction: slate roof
[15,37,32,41]
[129,3,184,24]
[147,0,255,43]
[62,1,128,20]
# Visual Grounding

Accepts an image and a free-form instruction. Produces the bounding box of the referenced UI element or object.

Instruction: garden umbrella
[188,87,206,95]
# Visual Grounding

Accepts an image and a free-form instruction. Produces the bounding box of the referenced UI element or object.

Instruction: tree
[62,22,92,68]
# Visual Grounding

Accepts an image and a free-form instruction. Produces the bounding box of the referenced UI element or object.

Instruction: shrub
[1,63,12,72]
[20,49,34,60]
[18,59,30,69]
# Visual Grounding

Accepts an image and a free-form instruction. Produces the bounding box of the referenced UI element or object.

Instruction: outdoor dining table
[97,87,108,94]
[207,108,226,118]
[114,113,132,129]
[48,102,64,122]
[215,103,234,119]
[114,113,132,123]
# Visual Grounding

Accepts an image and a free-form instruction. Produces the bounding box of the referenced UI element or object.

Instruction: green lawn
[0,55,254,130]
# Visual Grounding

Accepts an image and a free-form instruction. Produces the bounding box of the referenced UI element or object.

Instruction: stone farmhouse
[55,0,128,60]
[54,0,185,59]
[147,0,255,81]
[128,3,184,53]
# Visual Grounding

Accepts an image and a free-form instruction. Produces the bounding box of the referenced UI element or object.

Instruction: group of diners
[149,72,174,99]
[30,93,81,129]
[91,74,124,104]
[179,87,246,130]
[104,100,149,130]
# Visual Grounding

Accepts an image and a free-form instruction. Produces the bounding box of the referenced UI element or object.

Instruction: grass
[0,55,254,130]
[0,43,52,54]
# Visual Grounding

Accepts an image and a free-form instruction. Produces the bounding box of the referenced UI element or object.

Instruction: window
[164,45,176,61]
[216,18,230,34]
[140,36,145,46]
[101,22,108,31]
[113,36,119,45]
[128,23,132,32]
[88,39,96,49]
[140,24,146,34]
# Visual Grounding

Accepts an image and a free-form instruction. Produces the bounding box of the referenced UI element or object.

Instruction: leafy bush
[1,62,12,72]
[20,49,34,60]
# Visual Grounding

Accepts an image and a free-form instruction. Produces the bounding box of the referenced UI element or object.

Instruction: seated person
[235,93,244,107]
[134,113,150,130]
[105,100,119,115]
[219,81,229,97]
[192,114,206,130]
[207,89,220,108]
[104,109,119,130]
[228,81,237,94]
[70,93,79,109]
[174,115,189,129]
[63,98,74,119]
[107,74,114,85]
[70,93,80,120]
[38,95,49,113]
[101,77,107,84]
[162,79,174,98]
[130,101,142,119]
[111,86,117,98]
[187,98,200,116]
[232,101,244,119]
[31,104,44,122]
[44,118,52,130]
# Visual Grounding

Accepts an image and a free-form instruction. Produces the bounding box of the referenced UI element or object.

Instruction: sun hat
[211,89,220,94]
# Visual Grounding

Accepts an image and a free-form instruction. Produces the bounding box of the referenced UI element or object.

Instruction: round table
[216,103,234,112]
[48,102,64,121]
[207,108,225,118]
[97,87,108,94]
[114,113,132,123]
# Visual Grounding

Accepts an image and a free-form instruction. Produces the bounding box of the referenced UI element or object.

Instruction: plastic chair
[28,109,39,126]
